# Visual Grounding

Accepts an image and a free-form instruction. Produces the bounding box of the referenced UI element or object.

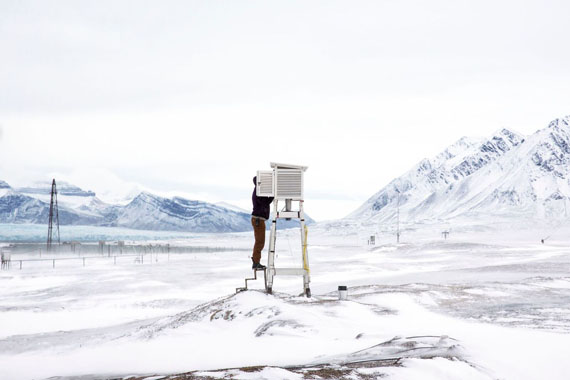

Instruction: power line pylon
[47,178,60,251]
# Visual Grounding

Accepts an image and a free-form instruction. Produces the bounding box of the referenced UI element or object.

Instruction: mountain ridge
[0,182,314,233]
[349,115,570,224]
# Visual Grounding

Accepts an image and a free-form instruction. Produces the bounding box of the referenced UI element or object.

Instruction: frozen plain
[1,222,570,380]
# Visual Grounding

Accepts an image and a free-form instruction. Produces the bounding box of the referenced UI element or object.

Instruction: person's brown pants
[251,217,266,263]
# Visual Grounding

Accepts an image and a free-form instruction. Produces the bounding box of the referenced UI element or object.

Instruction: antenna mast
[47,179,60,251]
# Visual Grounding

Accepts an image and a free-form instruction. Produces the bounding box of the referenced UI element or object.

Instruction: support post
[266,199,278,294]
[299,201,311,297]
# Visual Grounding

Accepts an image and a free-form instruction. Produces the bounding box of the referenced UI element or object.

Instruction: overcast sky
[1,0,569,220]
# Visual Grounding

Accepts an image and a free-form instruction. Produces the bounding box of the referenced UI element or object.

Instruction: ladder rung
[273,268,307,276]
[277,211,300,219]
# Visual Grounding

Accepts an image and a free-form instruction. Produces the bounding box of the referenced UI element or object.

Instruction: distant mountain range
[0,182,313,233]
[6,115,568,233]
[349,115,570,224]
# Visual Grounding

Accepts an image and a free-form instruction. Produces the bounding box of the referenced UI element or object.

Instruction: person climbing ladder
[251,176,273,270]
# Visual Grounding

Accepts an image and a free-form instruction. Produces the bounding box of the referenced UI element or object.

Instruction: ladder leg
[266,200,278,294]
[299,203,311,297]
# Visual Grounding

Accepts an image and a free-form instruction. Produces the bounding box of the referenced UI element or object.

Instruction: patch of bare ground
[122,360,401,380]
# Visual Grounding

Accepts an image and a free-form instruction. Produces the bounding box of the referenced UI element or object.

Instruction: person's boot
[252,258,266,270]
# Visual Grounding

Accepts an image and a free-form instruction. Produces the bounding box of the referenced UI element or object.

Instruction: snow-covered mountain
[0,181,314,233]
[215,201,249,214]
[349,115,570,224]
[15,181,96,197]
[0,182,252,232]
[0,180,11,199]
[113,192,252,232]
[0,192,104,225]
[0,180,105,225]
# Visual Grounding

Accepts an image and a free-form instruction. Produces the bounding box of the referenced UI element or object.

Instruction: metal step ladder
[265,199,311,297]
[236,268,266,293]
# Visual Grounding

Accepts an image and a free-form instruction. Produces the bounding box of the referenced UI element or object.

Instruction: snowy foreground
[1,225,570,380]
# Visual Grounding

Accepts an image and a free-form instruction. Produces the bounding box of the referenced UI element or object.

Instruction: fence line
[3,252,162,270]
[1,243,248,270]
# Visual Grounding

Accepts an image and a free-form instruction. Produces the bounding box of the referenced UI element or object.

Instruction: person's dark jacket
[252,176,274,220]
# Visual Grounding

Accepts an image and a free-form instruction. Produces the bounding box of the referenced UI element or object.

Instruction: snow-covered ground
[1,225,569,379]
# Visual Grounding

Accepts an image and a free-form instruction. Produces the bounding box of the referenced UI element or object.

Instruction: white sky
[1,0,569,220]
